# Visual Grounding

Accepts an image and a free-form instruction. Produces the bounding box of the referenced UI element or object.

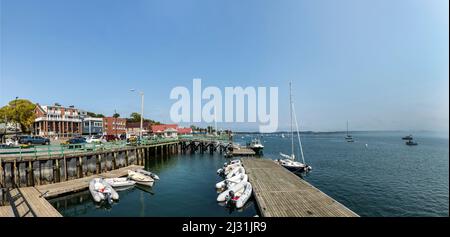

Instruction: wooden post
[55,159,60,183]
[96,154,101,174]
[13,160,18,187]
[0,158,3,187]
[78,156,83,178]
[154,146,157,158]
[125,150,129,166]
[28,160,33,186]
[38,160,42,186]
[64,156,68,181]
[113,152,117,170]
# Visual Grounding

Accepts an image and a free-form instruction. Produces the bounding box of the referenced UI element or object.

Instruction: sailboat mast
[290,82,294,158]
[347,120,349,136]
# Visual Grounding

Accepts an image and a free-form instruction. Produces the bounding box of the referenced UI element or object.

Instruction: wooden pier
[0,165,143,217]
[231,147,256,157]
[242,159,358,217]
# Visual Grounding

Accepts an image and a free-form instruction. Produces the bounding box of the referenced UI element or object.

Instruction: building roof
[151,124,178,133]
[177,127,193,134]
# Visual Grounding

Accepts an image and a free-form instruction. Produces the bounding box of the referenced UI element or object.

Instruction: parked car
[64,137,87,149]
[86,135,105,143]
[18,135,50,145]
[104,135,118,142]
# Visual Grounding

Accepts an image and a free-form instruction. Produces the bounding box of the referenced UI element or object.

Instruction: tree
[0,99,36,133]
[129,112,141,122]
[113,113,120,118]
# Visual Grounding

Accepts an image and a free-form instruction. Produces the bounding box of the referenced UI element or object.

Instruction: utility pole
[130,89,144,140]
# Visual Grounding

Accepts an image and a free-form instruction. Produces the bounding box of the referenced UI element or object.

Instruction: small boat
[277,82,312,173]
[402,135,413,140]
[135,169,160,180]
[220,163,242,176]
[281,134,285,138]
[345,121,354,142]
[227,181,253,209]
[217,159,241,174]
[128,170,154,187]
[276,155,311,173]
[217,180,247,202]
[216,173,248,189]
[89,178,119,204]
[248,138,264,155]
[226,166,245,179]
[406,140,418,146]
[104,177,136,188]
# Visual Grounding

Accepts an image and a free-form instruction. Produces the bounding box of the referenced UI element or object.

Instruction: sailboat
[345,121,354,142]
[275,82,312,173]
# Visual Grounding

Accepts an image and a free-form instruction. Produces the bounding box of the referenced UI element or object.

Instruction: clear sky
[1,0,448,132]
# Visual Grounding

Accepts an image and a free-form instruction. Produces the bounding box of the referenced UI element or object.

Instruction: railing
[0,137,179,159]
[0,135,230,159]
[179,135,231,142]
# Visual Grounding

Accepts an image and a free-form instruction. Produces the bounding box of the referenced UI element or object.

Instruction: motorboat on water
[104,177,136,188]
[226,181,253,209]
[402,135,414,140]
[406,140,418,146]
[128,170,154,187]
[276,82,312,173]
[89,178,119,204]
[248,138,264,155]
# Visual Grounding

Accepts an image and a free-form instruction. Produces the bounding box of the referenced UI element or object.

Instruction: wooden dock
[242,159,358,217]
[231,147,256,156]
[0,165,143,217]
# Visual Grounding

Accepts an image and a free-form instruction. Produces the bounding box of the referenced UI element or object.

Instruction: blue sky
[1,0,448,132]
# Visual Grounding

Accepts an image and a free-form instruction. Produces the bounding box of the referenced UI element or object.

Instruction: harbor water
[49,131,449,217]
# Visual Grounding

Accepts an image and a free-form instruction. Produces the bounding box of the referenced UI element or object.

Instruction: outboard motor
[225,190,235,206]
[104,191,113,205]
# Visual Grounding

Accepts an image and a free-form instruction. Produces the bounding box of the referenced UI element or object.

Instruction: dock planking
[242,159,358,217]
[231,148,256,156]
[1,165,143,217]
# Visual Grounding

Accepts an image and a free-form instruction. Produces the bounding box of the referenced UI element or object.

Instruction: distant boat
[402,135,413,140]
[406,140,418,146]
[281,134,285,138]
[345,121,354,142]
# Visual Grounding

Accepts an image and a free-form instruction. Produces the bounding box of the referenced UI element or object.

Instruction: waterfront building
[103,117,126,136]
[151,124,178,138]
[126,121,151,136]
[33,103,82,138]
[79,110,103,136]
[82,117,103,136]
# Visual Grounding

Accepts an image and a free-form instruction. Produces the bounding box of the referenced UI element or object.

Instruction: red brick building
[33,103,82,138]
[103,117,126,136]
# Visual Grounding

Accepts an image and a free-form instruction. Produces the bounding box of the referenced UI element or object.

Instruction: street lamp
[130,89,144,139]
[14,96,18,137]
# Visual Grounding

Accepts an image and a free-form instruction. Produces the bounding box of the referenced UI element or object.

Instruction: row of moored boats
[89,169,159,204]
[216,159,252,209]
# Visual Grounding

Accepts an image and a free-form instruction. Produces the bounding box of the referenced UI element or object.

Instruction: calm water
[50,131,449,217]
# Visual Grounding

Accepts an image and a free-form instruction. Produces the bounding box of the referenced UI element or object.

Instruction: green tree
[113,113,120,118]
[0,99,36,133]
[129,112,141,122]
